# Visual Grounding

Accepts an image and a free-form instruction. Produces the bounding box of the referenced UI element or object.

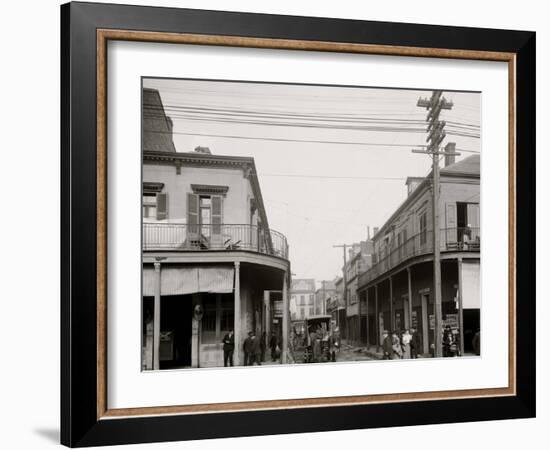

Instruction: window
[300,308,305,318]
[309,294,314,304]
[419,211,427,245]
[199,196,211,237]
[142,193,157,218]
[300,295,305,305]
[187,193,223,241]
[202,298,217,333]
[220,295,234,333]
[142,192,168,220]
[309,307,314,316]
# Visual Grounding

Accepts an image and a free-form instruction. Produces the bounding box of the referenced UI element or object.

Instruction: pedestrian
[269,331,278,361]
[243,331,254,366]
[260,331,267,362]
[391,330,403,359]
[252,332,262,365]
[410,327,420,359]
[443,325,453,357]
[401,328,412,359]
[221,329,234,367]
[382,330,392,360]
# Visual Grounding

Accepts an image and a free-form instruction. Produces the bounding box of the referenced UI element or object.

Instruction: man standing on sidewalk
[221,329,234,367]
[243,331,254,366]
[382,330,392,360]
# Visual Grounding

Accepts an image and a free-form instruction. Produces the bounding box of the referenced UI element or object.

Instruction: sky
[143,78,480,284]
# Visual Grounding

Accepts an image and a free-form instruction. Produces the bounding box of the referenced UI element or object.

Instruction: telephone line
[142,129,481,153]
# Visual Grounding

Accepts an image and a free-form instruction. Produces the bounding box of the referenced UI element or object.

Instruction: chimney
[373,227,379,236]
[444,142,456,167]
[194,146,211,154]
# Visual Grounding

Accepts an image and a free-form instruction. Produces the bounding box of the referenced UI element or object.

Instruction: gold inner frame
[96,28,517,420]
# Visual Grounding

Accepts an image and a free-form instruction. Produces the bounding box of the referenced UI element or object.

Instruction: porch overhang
[143,249,290,273]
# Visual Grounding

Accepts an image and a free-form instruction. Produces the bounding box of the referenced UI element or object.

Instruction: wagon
[296,315,334,363]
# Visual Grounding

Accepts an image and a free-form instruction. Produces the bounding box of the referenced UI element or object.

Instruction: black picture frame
[61,1,535,447]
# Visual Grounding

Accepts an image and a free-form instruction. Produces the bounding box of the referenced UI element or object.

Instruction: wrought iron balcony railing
[143,222,289,259]
[359,227,480,287]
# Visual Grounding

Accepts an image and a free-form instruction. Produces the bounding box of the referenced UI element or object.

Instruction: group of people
[221,330,280,367]
[300,324,339,363]
[382,328,420,360]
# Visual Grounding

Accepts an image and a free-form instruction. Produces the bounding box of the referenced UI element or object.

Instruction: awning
[461,260,480,309]
[142,266,234,296]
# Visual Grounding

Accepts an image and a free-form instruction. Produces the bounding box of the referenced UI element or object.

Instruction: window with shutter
[445,203,457,246]
[142,193,157,219]
[156,192,168,220]
[210,195,223,247]
[211,195,223,235]
[419,211,427,246]
[187,193,199,243]
[466,203,480,241]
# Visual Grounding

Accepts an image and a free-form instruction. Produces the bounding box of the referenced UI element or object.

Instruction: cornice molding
[191,184,229,196]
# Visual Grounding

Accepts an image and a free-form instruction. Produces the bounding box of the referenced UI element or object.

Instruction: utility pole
[322,280,326,315]
[334,244,351,339]
[413,90,459,358]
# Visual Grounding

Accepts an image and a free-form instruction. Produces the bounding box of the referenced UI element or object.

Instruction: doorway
[462,309,480,354]
[159,295,193,369]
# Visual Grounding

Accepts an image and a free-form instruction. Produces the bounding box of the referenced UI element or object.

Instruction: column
[407,267,413,331]
[365,288,370,349]
[153,262,161,371]
[375,284,380,351]
[357,290,362,345]
[234,262,241,366]
[389,276,394,332]
[421,293,429,354]
[190,294,202,367]
[264,290,270,339]
[281,271,289,364]
[457,258,464,355]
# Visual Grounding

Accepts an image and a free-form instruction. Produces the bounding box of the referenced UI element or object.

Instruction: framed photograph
[61,1,536,447]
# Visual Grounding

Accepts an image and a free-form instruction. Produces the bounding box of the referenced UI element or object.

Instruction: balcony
[359,227,480,287]
[143,222,289,259]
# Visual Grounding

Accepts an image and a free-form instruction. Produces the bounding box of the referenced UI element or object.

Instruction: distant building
[141,89,290,369]
[327,277,345,334]
[290,279,316,321]
[357,151,480,355]
[342,241,374,345]
[314,280,337,315]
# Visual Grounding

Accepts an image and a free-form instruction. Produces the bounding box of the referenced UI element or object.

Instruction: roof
[315,280,336,293]
[305,315,332,322]
[373,154,480,241]
[142,88,176,153]
[440,154,480,176]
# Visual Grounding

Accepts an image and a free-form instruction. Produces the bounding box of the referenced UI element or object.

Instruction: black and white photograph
[141,77,481,370]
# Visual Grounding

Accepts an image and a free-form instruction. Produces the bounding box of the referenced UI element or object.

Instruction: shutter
[211,195,223,247]
[156,193,168,220]
[187,193,199,243]
[445,203,457,246]
[211,196,223,233]
[467,203,480,240]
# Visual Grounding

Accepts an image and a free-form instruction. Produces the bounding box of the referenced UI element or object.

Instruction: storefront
[142,260,290,369]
